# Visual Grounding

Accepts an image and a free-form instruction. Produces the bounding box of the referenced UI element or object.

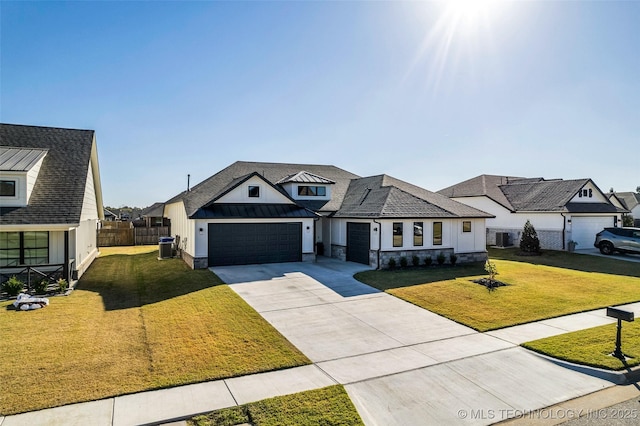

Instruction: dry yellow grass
[0,252,309,415]
[98,245,157,256]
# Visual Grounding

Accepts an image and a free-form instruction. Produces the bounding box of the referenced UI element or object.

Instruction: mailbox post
[606,307,635,359]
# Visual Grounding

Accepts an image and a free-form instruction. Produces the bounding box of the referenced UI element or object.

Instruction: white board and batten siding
[164,200,195,256]
[330,218,486,253]
[216,175,294,204]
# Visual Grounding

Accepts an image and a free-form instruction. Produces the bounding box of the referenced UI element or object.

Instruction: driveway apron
[215,259,612,425]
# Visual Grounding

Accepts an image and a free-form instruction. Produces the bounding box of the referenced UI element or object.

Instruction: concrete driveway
[575,248,640,263]
[213,258,613,425]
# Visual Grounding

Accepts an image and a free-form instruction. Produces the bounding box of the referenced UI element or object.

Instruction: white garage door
[571,216,615,248]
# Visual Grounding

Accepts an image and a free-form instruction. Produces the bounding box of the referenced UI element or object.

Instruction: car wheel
[599,242,614,255]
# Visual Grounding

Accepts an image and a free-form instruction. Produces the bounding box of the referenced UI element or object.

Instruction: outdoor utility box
[496,232,511,247]
[159,237,175,259]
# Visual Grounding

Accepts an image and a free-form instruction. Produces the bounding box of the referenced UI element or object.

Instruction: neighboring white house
[164,162,493,269]
[438,175,627,250]
[611,192,640,226]
[0,124,104,286]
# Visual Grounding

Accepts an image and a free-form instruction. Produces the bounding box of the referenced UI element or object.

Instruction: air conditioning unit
[495,232,511,247]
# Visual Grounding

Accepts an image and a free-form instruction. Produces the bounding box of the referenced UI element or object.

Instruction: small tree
[449,253,458,266]
[520,220,540,253]
[623,215,634,227]
[436,252,446,265]
[399,256,408,268]
[424,256,432,266]
[485,260,498,282]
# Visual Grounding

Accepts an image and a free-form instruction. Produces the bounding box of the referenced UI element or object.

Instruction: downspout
[313,216,320,261]
[373,219,382,269]
[561,213,566,250]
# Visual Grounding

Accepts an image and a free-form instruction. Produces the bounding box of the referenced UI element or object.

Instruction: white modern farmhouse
[164,161,493,269]
[0,124,104,285]
[438,175,627,250]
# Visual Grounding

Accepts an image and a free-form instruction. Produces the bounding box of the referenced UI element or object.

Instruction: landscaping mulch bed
[472,278,509,290]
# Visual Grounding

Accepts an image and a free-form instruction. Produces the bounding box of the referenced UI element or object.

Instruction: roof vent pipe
[187,174,191,192]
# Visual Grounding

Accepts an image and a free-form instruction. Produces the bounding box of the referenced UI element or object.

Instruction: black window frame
[0,180,16,197]
[0,231,49,267]
[413,222,423,246]
[462,221,472,233]
[298,185,326,197]
[433,222,443,246]
[393,222,403,247]
[248,185,260,198]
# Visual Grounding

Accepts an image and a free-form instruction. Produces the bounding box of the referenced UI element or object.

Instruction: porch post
[64,230,70,282]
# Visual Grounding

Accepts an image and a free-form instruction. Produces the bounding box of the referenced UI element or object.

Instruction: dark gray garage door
[208,223,302,267]
[347,222,371,265]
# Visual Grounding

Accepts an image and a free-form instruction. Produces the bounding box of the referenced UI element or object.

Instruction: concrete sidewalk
[2,259,638,426]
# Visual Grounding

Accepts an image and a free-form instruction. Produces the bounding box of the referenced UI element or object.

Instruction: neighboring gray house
[438,175,627,250]
[164,161,493,269]
[0,124,104,284]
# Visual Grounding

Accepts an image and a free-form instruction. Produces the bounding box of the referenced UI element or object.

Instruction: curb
[530,350,640,385]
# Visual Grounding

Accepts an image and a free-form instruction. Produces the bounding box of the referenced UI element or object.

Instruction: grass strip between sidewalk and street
[189,385,364,426]
[522,321,640,371]
[0,249,309,415]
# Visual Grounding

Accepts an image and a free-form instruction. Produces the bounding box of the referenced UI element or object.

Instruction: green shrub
[449,253,458,266]
[399,256,408,268]
[436,252,446,265]
[35,279,49,294]
[412,255,420,267]
[57,278,69,293]
[2,276,24,297]
[520,220,541,253]
[424,256,432,266]
[388,257,397,270]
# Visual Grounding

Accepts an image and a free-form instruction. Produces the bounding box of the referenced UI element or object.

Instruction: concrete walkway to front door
[216,258,620,425]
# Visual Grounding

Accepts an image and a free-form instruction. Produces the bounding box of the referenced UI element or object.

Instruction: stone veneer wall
[333,244,488,269]
[331,244,347,262]
[180,250,208,269]
[487,228,564,251]
[302,253,316,262]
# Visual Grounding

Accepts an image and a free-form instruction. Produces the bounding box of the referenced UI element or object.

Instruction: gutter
[373,218,382,269]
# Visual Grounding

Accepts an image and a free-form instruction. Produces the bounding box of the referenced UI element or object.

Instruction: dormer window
[0,180,16,197]
[298,186,326,197]
[248,185,260,198]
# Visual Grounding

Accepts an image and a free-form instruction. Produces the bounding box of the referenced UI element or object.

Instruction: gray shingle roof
[438,174,531,211]
[0,123,96,225]
[334,175,494,218]
[615,192,640,210]
[166,162,492,220]
[439,174,627,214]
[499,179,589,211]
[141,202,166,217]
[166,161,361,216]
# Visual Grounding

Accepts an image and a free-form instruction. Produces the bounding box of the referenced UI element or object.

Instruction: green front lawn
[0,251,309,415]
[189,385,364,426]
[523,321,640,370]
[355,248,640,332]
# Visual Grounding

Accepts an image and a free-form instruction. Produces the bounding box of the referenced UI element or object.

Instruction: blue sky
[2,1,638,207]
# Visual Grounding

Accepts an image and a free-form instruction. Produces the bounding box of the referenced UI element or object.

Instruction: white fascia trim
[0,224,79,232]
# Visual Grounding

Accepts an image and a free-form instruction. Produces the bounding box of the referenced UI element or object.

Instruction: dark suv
[594,227,640,255]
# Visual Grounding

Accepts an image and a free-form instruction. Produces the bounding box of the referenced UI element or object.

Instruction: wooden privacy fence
[98,226,170,247]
